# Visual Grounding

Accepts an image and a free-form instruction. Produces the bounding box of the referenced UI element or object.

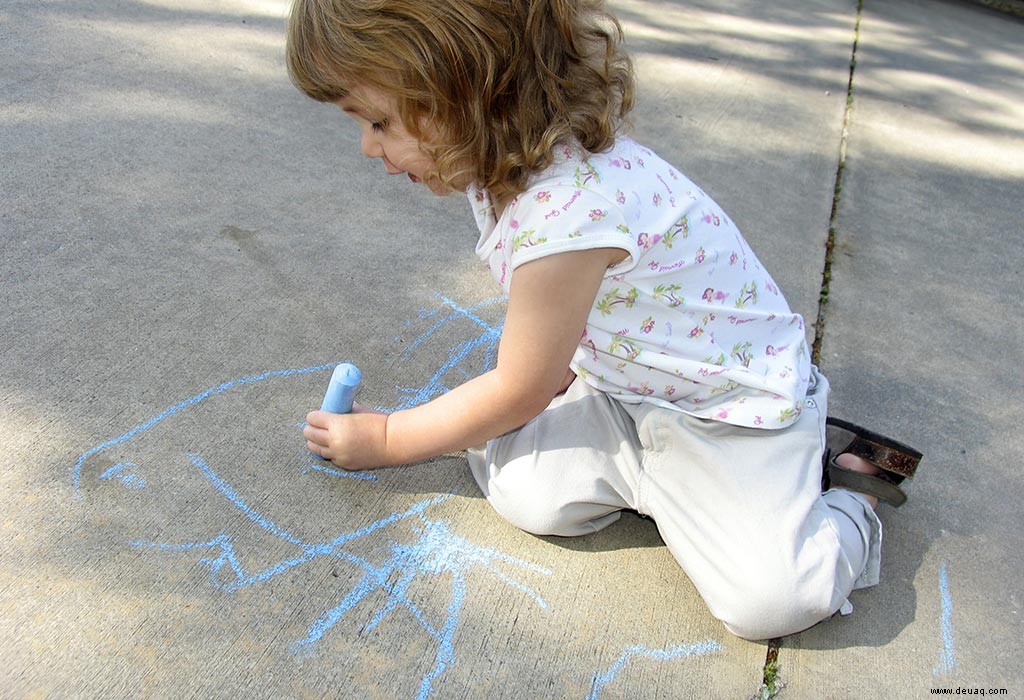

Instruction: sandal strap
[842,436,920,480]
[828,462,907,507]
[826,417,922,480]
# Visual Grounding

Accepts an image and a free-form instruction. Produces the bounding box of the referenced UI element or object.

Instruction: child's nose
[360,129,383,159]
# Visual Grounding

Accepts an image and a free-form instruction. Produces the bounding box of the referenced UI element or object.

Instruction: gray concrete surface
[788,0,1024,696]
[1,0,1021,697]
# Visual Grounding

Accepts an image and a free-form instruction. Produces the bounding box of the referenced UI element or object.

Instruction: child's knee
[487,482,571,535]
[486,477,618,537]
[710,570,834,641]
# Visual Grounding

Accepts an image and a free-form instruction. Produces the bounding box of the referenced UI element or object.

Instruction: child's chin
[424,180,455,196]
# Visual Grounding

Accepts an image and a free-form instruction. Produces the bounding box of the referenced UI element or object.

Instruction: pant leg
[467,378,642,537]
[625,369,883,640]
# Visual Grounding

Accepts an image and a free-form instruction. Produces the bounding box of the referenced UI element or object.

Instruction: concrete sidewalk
[1,0,1021,697]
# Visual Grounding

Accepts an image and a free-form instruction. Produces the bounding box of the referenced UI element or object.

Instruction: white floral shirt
[469,139,811,429]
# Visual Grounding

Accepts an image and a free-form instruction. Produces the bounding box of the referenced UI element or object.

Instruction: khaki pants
[467,368,881,640]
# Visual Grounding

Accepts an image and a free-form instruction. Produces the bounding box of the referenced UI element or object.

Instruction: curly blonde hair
[287,0,635,202]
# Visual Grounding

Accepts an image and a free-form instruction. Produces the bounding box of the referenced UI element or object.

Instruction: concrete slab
[786,0,1024,696]
[1,0,882,697]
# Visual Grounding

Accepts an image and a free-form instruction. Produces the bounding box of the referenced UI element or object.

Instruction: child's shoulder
[527,139,684,195]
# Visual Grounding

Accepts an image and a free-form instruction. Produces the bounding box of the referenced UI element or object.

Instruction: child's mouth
[408,173,420,184]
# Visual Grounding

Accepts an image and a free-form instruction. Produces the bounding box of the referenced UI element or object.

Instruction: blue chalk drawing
[130,453,550,699]
[67,290,745,697]
[71,293,540,698]
[302,459,378,481]
[389,293,504,411]
[933,562,956,676]
[71,363,344,495]
[99,462,147,490]
[72,293,506,491]
[587,641,724,700]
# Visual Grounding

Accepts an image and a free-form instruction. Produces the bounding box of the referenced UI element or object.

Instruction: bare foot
[834,453,881,509]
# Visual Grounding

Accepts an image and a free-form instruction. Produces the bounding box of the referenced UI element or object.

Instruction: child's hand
[303,405,391,470]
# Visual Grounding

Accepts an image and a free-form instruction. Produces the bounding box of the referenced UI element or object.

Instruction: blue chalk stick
[321,363,361,414]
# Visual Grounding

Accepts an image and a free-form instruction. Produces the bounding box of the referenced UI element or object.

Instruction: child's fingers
[306,410,332,427]
[306,440,326,458]
[303,422,330,445]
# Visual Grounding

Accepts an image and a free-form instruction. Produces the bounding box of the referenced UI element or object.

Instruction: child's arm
[304,247,625,468]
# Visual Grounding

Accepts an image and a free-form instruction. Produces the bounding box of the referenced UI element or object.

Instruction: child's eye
[371,119,388,133]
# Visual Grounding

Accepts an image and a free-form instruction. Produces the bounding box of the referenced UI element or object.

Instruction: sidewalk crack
[812,0,863,365]
[765,5,866,697]
[752,638,784,699]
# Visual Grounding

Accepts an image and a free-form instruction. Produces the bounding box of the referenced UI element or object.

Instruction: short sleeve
[504,186,640,273]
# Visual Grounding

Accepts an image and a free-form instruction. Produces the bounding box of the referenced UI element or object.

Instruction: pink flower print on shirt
[754,415,764,426]
[652,193,662,207]
[615,189,626,204]
[765,343,789,357]
[716,408,731,420]
[509,218,519,231]
[665,384,677,397]
[640,316,655,334]
[694,247,706,264]
[589,209,607,222]
[652,283,685,308]
[534,191,551,203]
[596,287,639,315]
[689,326,705,339]
[609,158,632,170]
[729,252,739,266]
[702,211,721,226]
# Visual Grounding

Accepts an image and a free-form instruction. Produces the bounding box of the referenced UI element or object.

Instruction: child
[288,0,921,640]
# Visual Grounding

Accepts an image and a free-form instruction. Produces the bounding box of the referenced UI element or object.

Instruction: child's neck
[492,194,512,219]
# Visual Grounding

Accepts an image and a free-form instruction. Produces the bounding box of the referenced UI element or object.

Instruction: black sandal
[823,417,923,507]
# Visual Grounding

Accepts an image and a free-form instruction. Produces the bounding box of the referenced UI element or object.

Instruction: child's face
[335,86,451,196]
